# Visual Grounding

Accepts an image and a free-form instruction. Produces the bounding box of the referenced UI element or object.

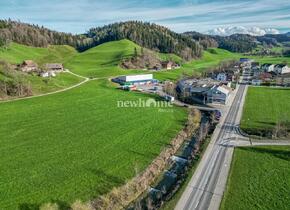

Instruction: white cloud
[206,26,280,36]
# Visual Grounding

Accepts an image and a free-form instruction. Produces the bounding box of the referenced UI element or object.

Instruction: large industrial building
[113,74,157,85]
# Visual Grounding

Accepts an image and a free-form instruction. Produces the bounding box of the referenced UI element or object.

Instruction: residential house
[240,58,254,67]
[261,63,275,72]
[274,64,290,74]
[251,62,260,71]
[216,72,227,82]
[40,71,56,78]
[276,73,290,86]
[20,60,38,72]
[45,63,64,72]
[162,61,175,70]
[258,72,273,82]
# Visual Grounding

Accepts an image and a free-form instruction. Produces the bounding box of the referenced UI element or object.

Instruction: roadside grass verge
[221,146,290,210]
[0,79,187,210]
[241,87,290,136]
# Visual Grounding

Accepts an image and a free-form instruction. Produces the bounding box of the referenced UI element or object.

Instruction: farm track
[0,70,108,104]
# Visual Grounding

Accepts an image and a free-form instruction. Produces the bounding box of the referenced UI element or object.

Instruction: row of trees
[0,20,203,60]
[0,60,32,98]
[86,21,203,60]
[0,19,93,49]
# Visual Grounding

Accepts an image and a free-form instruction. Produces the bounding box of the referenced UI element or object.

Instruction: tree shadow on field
[89,168,125,194]
[125,149,158,160]
[239,147,290,162]
[256,121,276,126]
[19,200,70,210]
[19,203,39,210]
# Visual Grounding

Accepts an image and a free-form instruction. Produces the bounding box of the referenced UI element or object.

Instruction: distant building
[274,64,290,75]
[20,60,38,72]
[216,73,227,82]
[258,72,273,82]
[45,63,64,72]
[114,74,156,85]
[276,73,290,86]
[207,85,232,104]
[251,79,262,86]
[40,71,56,78]
[240,58,254,67]
[162,61,175,70]
[177,78,232,105]
[261,63,275,72]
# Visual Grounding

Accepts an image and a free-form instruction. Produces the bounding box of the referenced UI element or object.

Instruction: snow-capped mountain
[206,26,280,36]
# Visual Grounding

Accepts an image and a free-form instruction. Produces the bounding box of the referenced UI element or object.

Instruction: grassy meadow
[241,87,290,135]
[221,146,290,210]
[65,39,143,78]
[0,43,83,98]
[0,79,187,209]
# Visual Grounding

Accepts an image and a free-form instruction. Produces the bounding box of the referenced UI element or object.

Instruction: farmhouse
[40,71,56,78]
[113,74,157,85]
[162,61,175,70]
[45,63,64,72]
[20,60,38,72]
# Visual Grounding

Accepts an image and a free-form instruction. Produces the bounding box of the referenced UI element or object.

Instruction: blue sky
[0,0,289,34]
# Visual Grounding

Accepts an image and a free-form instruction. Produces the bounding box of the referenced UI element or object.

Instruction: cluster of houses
[240,58,290,86]
[177,78,233,105]
[19,60,64,78]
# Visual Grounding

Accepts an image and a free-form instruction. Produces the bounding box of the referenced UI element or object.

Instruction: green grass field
[241,87,290,135]
[221,146,290,210]
[0,79,187,209]
[65,40,143,78]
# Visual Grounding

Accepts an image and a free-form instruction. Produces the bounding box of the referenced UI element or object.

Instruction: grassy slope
[221,146,290,210]
[0,79,187,210]
[66,40,241,81]
[0,43,83,97]
[66,39,143,78]
[241,87,290,133]
[254,56,290,64]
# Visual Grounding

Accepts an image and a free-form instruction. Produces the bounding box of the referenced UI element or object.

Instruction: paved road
[175,84,248,210]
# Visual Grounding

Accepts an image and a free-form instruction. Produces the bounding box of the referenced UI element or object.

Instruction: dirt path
[0,70,92,104]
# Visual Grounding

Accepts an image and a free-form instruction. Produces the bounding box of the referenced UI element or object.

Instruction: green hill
[66,39,143,78]
[66,39,241,80]
[0,42,77,65]
[0,43,82,99]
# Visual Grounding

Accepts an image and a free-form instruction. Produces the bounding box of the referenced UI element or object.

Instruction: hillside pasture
[0,79,187,210]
